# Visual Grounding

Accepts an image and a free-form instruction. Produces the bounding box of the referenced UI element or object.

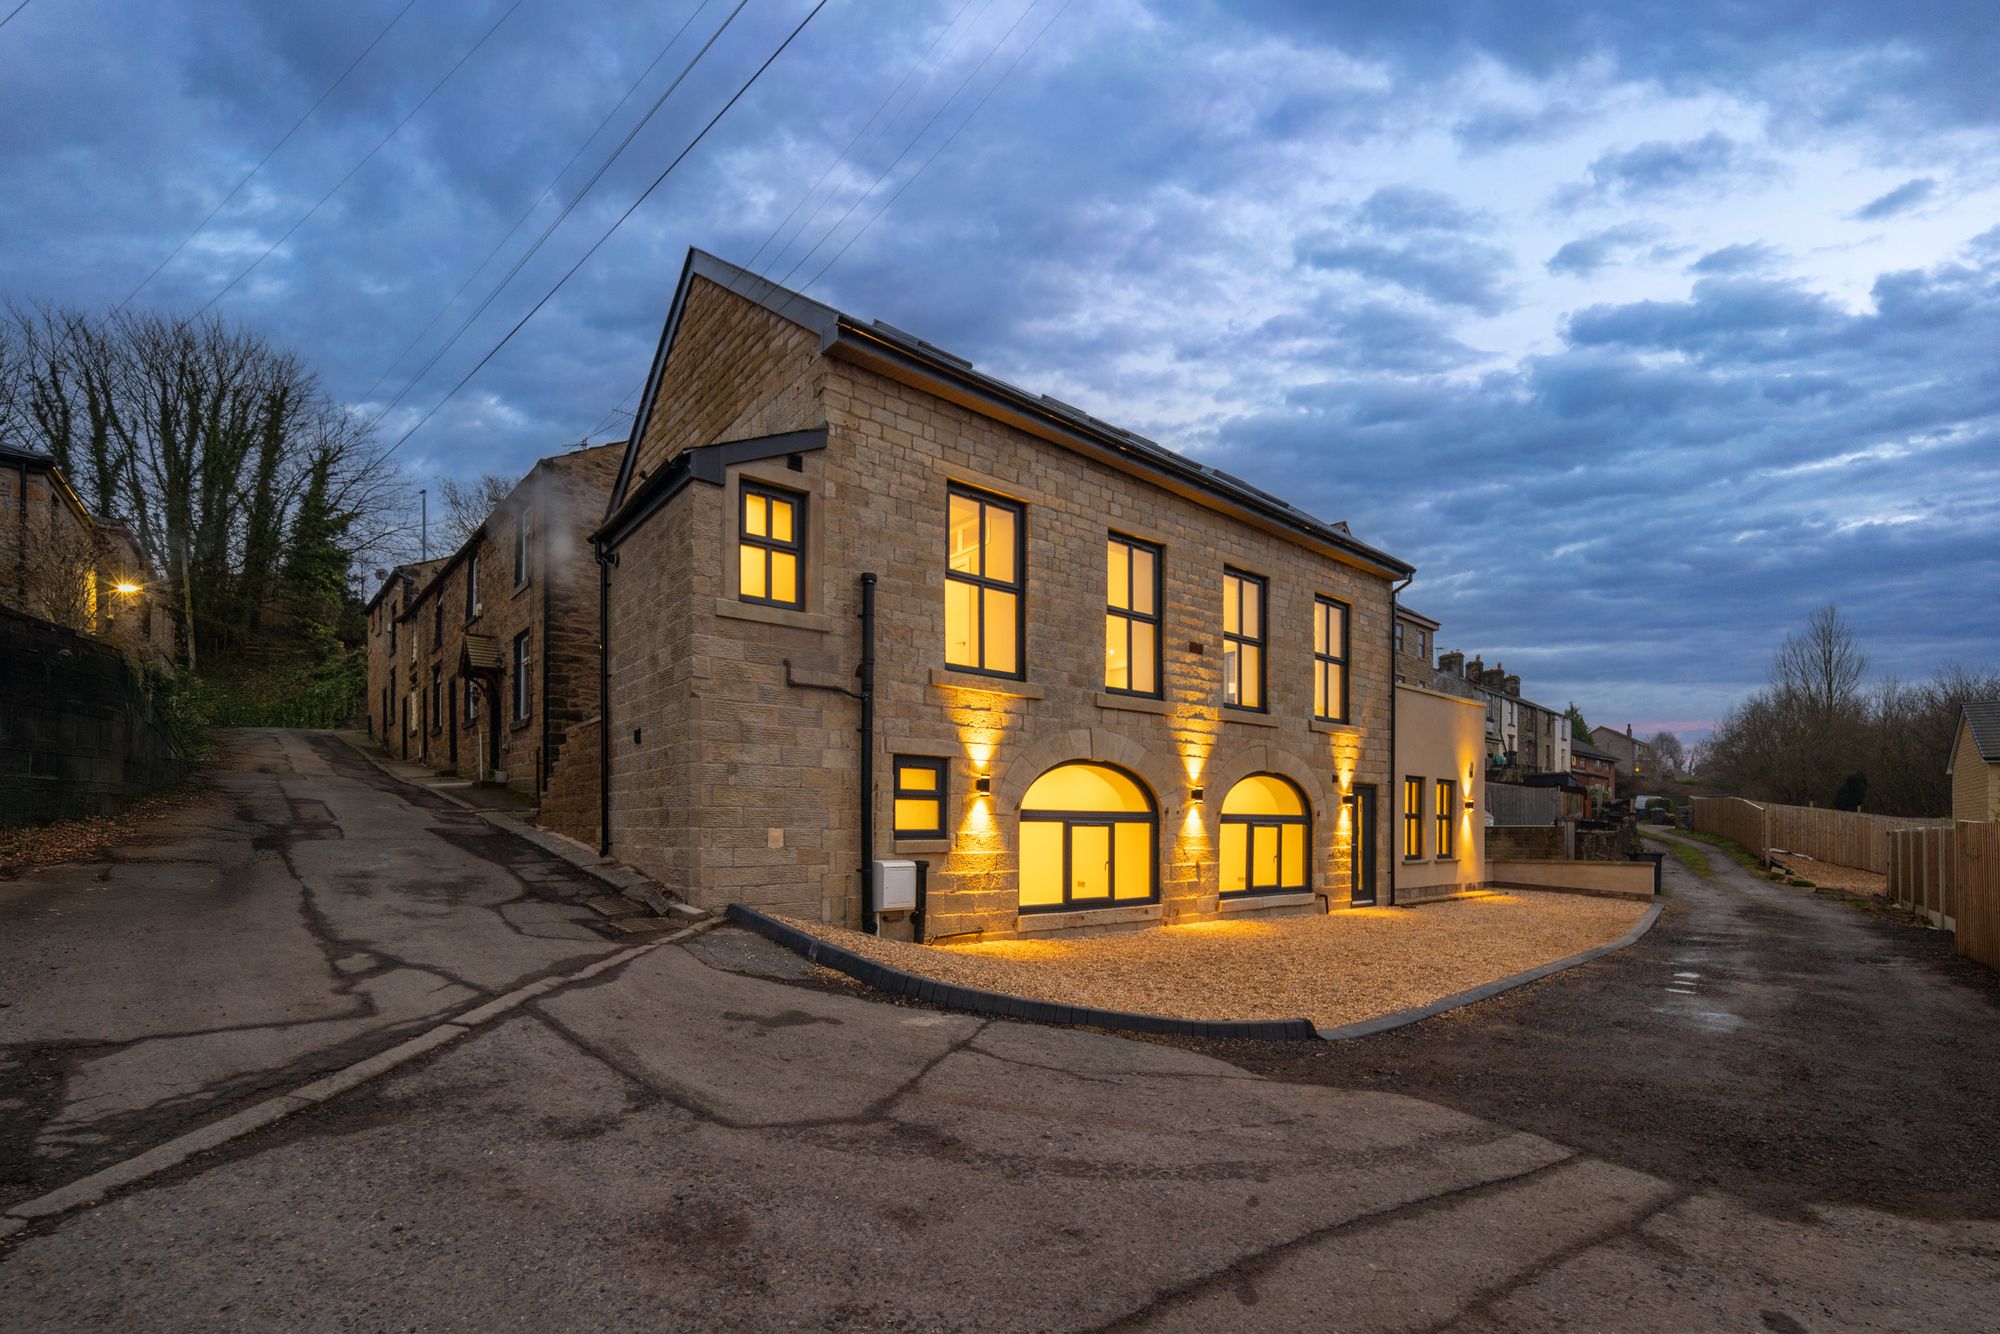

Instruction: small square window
[892,757,947,839]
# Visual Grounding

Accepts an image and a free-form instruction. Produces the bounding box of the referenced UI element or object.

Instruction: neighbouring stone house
[592,250,1423,940]
[364,443,621,845]
[1948,701,2000,824]
[1431,648,1571,777]
[1,443,172,674]
[1589,724,1657,785]
[1393,605,1438,686]
[364,557,445,753]
[1571,742,1619,799]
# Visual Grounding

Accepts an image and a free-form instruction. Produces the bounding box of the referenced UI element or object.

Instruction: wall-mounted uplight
[973,775,992,795]
[1189,785,1206,803]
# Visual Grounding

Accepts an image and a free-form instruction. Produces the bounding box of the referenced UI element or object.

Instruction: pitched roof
[1962,701,2000,764]
[1572,744,1619,762]
[610,250,1414,581]
[1397,606,1440,630]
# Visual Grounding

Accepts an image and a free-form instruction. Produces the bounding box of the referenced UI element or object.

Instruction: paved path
[3,746,1997,1329]
[0,729,622,1207]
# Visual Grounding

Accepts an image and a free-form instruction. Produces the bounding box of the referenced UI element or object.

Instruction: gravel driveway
[782,890,1650,1028]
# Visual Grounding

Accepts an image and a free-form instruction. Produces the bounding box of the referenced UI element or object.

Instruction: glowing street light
[113,582,142,595]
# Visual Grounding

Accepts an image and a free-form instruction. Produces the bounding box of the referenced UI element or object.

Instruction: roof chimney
[1467,655,1485,680]
[1438,650,1464,677]
[1503,673,1521,697]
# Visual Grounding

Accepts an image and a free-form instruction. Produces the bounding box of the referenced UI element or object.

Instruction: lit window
[1313,597,1348,723]
[1104,534,1161,697]
[1222,569,1265,710]
[1436,780,1456,859]
[1403,777,1424,860]
[944,485,1023,677]
[892,757,947,839]
[1018,763,1155,911]
[739,482,806,609]
[1219,774,1310,897]
[512,631,531,721]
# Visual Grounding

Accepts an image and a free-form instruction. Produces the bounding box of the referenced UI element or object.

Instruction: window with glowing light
[1018,762,1156,911]
[738,482,806,609]
[945,485,1024,677]
[1313,596,1349,723]
[1222,569,1265,710]
[1436,780,1457,858]
[892,757,947,839]
[1104,534,1161,697]
[1403,776,1424,860]
[1219,774,1311,896]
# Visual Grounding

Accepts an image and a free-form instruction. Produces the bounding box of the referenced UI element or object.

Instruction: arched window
[1220,774,1310,896]
[1019,763,1157,911]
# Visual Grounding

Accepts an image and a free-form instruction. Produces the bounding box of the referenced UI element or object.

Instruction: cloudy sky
[4,0,1997,737]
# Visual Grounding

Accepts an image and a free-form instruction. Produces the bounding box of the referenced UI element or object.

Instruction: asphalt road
[4,741,1997,1330]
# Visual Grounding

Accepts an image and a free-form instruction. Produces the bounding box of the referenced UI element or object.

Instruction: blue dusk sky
[3,0,1997,737]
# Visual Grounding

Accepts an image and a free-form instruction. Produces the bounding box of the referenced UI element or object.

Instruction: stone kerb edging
[1316,901,1665,1040]
[724,904,1320,1041]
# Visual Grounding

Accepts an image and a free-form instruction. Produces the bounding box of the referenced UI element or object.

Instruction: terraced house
[365,443,620,845]
[591,250,1434,940]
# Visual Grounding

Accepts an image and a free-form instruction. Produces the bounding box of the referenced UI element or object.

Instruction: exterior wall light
[973,775,992,795]
[1189,786,1205,803]
[114,582,141,595]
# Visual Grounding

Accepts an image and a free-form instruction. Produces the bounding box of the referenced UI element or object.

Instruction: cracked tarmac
[3,732,1998,1329]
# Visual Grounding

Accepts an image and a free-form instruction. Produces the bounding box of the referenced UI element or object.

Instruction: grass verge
[1663,827,1769,876]
[1649,833,1712,879]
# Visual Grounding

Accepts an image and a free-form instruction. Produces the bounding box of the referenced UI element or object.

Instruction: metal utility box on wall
[873,859,918,913]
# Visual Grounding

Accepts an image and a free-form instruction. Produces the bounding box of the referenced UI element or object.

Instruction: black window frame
[1221,568,1267,712]
[1313,595,1350,724]
[465,672,479,722]
[738,481,808,611]
[1103,533,1163,699]
[511,631,531,722]
[1017,764,1160,914]
[943,483,1027,680]
[1436,779,1457,859]
[465,554,479,622]
[1403,776,1425,861]
[1218,774,1313,899]
[430,664,442,734]
[432,597,443,646]
[891,756,948,840]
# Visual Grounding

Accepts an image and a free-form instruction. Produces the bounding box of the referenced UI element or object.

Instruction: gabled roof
[1572,744,1619,762]
[1397,606,1440,631]
[365,558,446,614]
[1960,701,2000,765]
[608,249,1414,581]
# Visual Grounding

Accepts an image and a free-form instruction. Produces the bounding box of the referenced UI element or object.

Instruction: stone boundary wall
[1485,825,1562,861]
[1486,858,1656,900]
[0,604,186,827]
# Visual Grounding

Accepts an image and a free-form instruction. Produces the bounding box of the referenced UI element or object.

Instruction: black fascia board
[595,427,828,550]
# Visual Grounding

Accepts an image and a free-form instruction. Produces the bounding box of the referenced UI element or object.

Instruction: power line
[379,0,833,464]
[742,0,985,278]
[364,0,750,428]
[798,0,1072,297]
[773,0,1042,293]
[198,0,532,314]
[0,0,37,34]
[120,0,425,310]
[358,0,722,408]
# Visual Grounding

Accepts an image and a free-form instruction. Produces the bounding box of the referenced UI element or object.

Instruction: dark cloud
[1295,187,1513,314]
[1851,176,1938,221]
[1562,132,1770,207]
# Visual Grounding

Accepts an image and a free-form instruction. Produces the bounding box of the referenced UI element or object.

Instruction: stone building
[1588,724,1657,784]
[364,443,621,845]
[591,251,1420,940]
[2,443,172,673]
[1432,648,1571,776]
[364,557,445,755]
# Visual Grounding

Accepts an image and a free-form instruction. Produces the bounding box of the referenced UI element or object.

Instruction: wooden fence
[1690,796,1944,874]
[1887,822,2000,969]
[1485,782,1563,827]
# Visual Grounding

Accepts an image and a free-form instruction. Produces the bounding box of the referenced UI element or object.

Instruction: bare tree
[1646,731,1685,776]
[1773,604,1868,715]
[434,472,515,552]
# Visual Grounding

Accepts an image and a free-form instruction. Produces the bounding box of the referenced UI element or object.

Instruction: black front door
[1346,785,1377,906]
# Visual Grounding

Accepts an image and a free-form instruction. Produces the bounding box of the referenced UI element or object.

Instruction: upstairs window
[432,597,443,645]
[1222,569,1265,711]
[892,757,947,839]
[1313,597,1349,723]
[944,485,1023,677]
[1104,535,1161,697]
[466,554,479,621]
[739,483,806,609]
